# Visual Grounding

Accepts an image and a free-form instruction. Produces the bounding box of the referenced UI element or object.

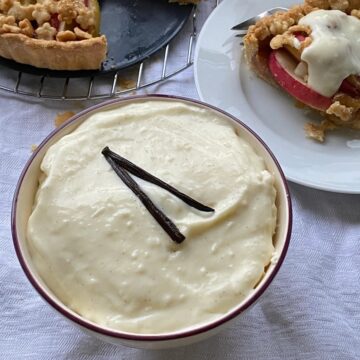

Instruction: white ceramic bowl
[12,95,292,349]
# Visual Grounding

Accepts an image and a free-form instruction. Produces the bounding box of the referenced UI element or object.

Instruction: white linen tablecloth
[1,1,359,359]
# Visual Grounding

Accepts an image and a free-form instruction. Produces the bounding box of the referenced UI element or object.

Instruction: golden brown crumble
[326,101,354,121]
[0,14,15,27]
[117,77,137,90]
[0,0,14,13]
[2,23,19,32]
[351,8,360,16]
[32,3,50,24]
[54,111,75,127]
[74,26,91,39]
[270,25,312,52]
[0,0,98,40]
[306,0,360,10]
[76,8,95,30]
[7,2,34,20]
[19,18,34,36]
[35,21,56,39]
[56,29,75,41]
[304,120,336,142]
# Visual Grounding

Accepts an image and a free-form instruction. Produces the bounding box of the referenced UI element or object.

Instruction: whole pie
[0,0,197,71]
[244,0,360,141]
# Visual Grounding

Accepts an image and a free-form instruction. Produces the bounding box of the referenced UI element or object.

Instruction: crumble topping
[32,4,51,25]
[54,111,75,127]
[270,25,312,53]
[19,18,34,36]
[35,21,56,39]
[0,0,98,42]
[304,120,336,142]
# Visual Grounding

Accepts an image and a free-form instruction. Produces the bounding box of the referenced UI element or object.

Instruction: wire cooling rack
[0,6,200,101]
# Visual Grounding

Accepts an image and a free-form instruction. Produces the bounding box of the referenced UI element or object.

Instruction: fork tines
[231,7,288,46]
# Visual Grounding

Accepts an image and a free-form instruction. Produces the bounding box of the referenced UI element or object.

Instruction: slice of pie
[0,0,198,71]
[244,0,360,141]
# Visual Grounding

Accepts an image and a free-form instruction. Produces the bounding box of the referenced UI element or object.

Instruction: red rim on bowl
[11,94,292,342]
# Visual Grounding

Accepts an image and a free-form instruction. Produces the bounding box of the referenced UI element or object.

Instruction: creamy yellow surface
[299,10,360,97]
[27,100,277,334]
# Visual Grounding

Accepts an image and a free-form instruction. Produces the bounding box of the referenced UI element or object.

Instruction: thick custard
[27,100,277,334]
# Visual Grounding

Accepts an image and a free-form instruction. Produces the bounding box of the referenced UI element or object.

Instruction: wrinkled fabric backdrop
[1,1,359,359]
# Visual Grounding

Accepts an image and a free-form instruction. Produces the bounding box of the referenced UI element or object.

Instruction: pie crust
[0,32,107,70]
[244,0,360,141]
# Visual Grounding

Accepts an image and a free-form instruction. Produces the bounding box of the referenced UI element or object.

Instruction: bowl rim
[11,94,292,342]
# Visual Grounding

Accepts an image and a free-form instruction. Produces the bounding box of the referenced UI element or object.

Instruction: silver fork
[231,7,288,45]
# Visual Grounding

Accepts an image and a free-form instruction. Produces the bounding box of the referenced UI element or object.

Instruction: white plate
[194,0,360,193]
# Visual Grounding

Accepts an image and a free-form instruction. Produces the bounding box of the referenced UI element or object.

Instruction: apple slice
[268,50,333,111]
[50,14,60,30]
[340,75,360,97]
[294,33,307,42]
